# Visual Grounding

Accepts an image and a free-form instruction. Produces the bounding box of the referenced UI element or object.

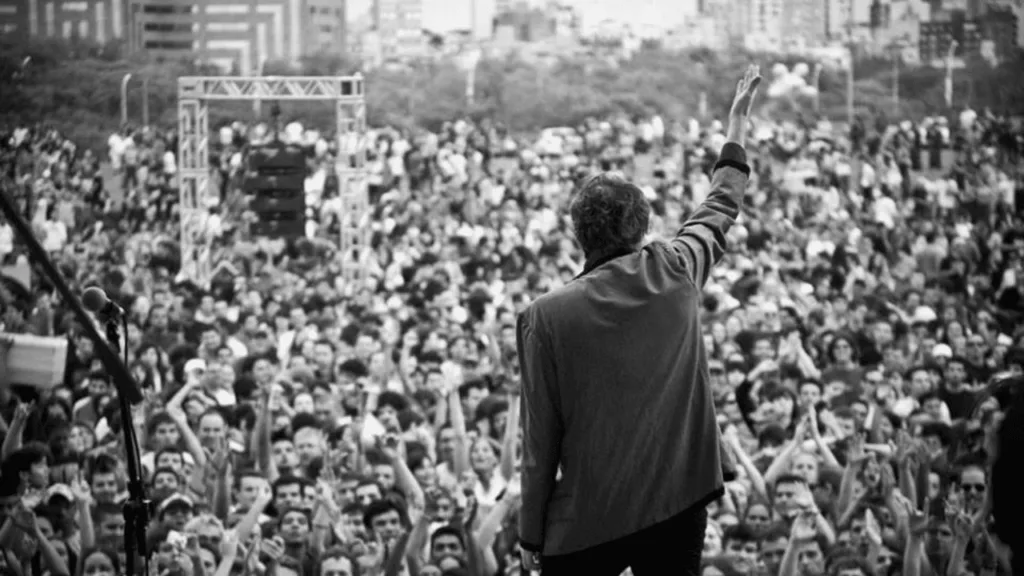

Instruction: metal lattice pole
[337,96,370,287]
[177,84,212,287]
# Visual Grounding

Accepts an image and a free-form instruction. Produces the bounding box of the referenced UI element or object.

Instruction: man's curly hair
[569,173,650,257]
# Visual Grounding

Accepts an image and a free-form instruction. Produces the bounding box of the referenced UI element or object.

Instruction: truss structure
[177,75,370,287]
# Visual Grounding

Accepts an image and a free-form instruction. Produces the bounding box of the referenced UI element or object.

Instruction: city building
[986,0,1024,47]
[470,0,496,39]
[781,0,827,48]
[372,0,423,59]
[670,11,731,49]
[919,12,981,63]
[129,0,306,73]
[0,0,348,72]
[551,2,579,37]
[307,0,348,55]
[917,0,1019,64]
[0,0,129,43]
[494,5,555,42]
[976,3,1019,58]
[873,0,930,62]
[699,0,753,44]
[575,0,695,38]
[748,0,783,44]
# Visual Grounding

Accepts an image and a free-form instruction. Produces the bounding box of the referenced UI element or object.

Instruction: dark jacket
[516,142,750,555]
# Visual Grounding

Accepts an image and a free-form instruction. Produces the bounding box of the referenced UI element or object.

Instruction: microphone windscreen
[82,286,107,313]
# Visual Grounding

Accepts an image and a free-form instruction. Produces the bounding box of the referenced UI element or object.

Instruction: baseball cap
[184,358,207,374]
[159,494,194,516]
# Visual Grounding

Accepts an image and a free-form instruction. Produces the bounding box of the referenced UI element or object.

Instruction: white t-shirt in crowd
[163,151,176,175]
[0,223,12,260]
[41,220,67,252]
[874,195,899,229]
[108,134,126,167]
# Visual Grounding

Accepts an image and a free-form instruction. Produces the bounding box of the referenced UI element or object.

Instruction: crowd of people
[0,84,1022,576]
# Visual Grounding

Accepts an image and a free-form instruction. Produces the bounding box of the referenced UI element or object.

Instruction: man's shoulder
[519,280,589,327]
[522,285,572,318]
[527,246,678,310]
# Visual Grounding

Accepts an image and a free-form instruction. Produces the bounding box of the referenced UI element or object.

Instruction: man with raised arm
[516,65,762,576]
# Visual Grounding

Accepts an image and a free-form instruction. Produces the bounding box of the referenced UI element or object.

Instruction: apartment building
[0,0,128,42]
[0,0,348,72]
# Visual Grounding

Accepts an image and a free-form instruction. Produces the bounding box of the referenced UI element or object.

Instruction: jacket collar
[576,248,636,279]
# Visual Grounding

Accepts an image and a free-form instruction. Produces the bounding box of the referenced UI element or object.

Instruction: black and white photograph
[0,0,1023,575]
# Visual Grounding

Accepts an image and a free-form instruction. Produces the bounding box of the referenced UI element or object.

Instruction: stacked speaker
[244,142,307,239]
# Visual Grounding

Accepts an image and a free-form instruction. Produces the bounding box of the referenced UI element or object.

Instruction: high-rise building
[0,0,130,43]
[748,0,783,45]
[128,0,305,72]
[470,0,496,39]
[372,0,422,58]
[697,0,751,45]
[781,0,827,45]
[979,3,1019,58]
[826,0,853,37]
[0,0,349,72]
[873,0,930,62]
[306,0,348,55]
[919,10,982,62]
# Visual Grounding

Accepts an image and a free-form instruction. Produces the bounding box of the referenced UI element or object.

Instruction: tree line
[1,37,1021,153]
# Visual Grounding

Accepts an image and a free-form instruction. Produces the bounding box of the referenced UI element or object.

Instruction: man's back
[519,242,724,554]
[515,67,762,575]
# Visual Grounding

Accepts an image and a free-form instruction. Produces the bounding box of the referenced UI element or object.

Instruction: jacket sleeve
[515,310,562,554]
[668,142,751,288]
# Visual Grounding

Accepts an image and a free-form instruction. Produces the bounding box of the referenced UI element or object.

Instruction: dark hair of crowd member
[569,173,650,258]
[362,498,408,532]
[78,548,121,576]
[319,546,361,576]
[0,442,51,490]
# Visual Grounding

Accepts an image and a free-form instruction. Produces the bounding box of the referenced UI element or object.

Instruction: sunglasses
[960,483,986,493]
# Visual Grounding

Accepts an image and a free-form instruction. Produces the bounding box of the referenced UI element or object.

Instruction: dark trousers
[542,507,707,576]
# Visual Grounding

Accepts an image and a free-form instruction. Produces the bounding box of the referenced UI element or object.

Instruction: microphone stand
[102,317,149,576]
[0,188,149,576]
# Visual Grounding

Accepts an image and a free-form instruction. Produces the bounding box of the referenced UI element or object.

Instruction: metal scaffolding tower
[176,75,369,287]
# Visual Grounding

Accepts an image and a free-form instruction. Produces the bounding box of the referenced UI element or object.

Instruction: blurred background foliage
[2,36,1022,153]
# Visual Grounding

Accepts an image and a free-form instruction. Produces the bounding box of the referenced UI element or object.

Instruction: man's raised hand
[727,64,763,146]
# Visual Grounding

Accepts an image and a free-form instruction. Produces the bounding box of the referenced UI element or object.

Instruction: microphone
[82,287,124,322]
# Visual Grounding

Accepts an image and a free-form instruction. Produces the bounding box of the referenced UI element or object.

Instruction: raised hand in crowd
[846,432,869,464]
[726,64,762,147]
[69,473,93,505]
[204,435,231,475]
[791,510,818,542]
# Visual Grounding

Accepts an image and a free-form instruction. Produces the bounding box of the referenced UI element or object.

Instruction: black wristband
[713,142,751,176]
